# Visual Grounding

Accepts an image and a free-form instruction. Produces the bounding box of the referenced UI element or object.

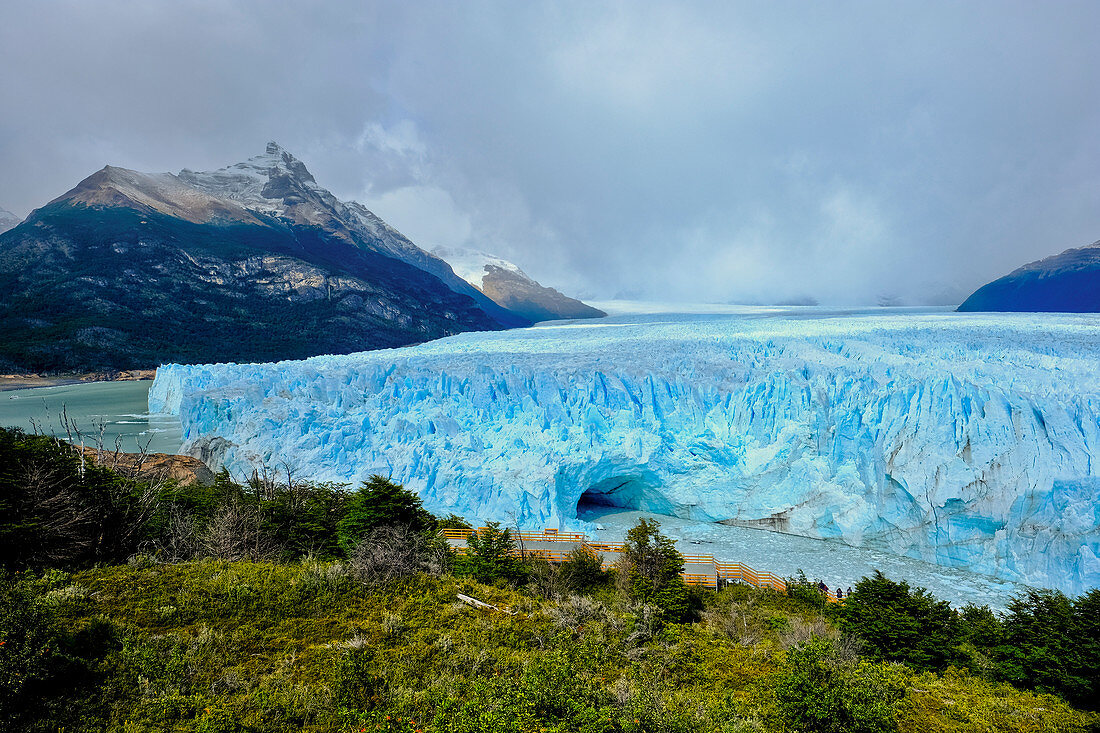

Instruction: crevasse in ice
[150,308,1100,595]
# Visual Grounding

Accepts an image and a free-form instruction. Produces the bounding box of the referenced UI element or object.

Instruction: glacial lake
[0,380,181,454]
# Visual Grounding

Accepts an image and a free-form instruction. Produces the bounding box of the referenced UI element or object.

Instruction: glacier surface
[150,306,1100,595]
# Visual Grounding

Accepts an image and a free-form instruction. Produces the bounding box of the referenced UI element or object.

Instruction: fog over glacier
[152,307,1100,596]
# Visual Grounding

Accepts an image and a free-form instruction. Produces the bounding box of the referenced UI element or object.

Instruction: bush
[436,513,472,530]
[0,573,64,728]
[785,571,829,611]
[770,636,903,733]
[198,499,277,561]
[348,524,432,587]
[0,427,155,568]
[459,522,527,585]
[259,481,347,560]
[559,545,606,593]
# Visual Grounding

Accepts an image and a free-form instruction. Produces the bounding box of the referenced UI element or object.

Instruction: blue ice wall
[150,309,1100,594]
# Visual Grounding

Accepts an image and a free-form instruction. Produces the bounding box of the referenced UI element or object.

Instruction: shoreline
[0,369,157,392]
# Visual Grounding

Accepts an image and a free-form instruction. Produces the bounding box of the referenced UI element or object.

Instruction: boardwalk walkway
[441,527,840,602]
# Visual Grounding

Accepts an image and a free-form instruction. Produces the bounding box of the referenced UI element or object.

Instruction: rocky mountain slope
[958,239,1100,312]
[0,144,526,372]
[433,246,604,322]
[0,207,20,234]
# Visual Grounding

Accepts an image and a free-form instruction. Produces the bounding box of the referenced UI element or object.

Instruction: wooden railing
[441,526,839,602]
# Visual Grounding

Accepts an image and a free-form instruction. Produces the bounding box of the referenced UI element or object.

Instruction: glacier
[150,306,1100,595]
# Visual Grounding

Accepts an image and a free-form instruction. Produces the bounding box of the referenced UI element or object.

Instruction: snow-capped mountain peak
[432,246,528,288]
[176,143,426,258]
[177,141,328,220]
[176,144,527,326]
[49,165,261,225]
[432,246,605,322]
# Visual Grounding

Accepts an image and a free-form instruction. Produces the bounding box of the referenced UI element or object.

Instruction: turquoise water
[0,381,182,454]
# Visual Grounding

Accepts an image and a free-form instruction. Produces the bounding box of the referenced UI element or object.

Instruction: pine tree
[619,518,689,620]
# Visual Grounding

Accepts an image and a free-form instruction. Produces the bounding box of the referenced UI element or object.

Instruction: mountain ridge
[958,238,1100,312]
[0,144,524,372]
[432,246,605,322]
[0,206,20,234]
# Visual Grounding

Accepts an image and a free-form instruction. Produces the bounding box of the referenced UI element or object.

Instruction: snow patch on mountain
[433,246,604,322]
[432,246,527,288]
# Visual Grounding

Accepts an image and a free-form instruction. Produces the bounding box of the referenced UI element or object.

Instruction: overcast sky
[2,1,1098,305]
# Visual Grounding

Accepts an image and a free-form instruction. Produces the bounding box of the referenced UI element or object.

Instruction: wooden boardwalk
[441,527,839,602]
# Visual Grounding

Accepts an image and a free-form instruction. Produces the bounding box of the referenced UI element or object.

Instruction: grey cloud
[2,1,1098,305]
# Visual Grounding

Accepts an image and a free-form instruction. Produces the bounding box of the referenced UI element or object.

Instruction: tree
[1071,588,1100,707]
[771,637,902,733]
[559,544,606,593]
[839,571,958,670]
[336,476,433,555]
[952,602,1003,676]
[995,587,1099,707]
[0,427,157,568]
[461,522,526,584]
[619,518,689,621]
[0,573,64,728]
[260,481,346,560]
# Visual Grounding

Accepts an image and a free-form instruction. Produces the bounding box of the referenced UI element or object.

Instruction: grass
[12,560,1090,733]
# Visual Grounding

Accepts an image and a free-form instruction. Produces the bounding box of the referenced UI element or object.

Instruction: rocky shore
[0,369,156,392]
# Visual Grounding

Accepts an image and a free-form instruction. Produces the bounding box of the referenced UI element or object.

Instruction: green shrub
[0,573,65,728]
[769,636,904,733]
[559,544,606,593]
[436,514,472,530]
[333,647,389,712]
[458,522,527,585]
[785,571,829,611]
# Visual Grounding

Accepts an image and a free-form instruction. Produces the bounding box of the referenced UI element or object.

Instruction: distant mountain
[0,207,20,234]
[958,239,1100,312]
[432,246,605,322]
[0,143,528,372]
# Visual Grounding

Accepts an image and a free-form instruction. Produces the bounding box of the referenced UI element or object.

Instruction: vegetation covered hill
[1,426,1098,732]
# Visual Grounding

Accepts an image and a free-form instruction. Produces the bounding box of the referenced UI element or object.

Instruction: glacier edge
[150,309,1100,595]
